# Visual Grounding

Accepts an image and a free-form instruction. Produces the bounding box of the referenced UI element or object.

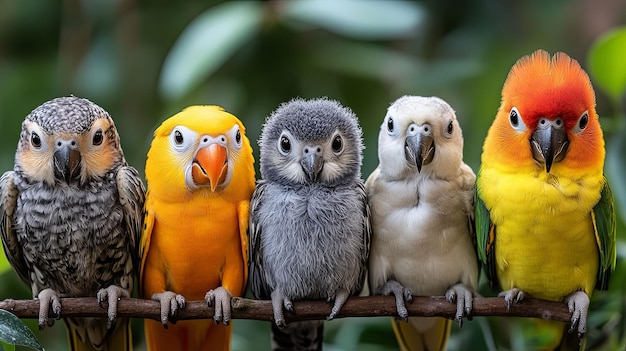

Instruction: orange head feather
[482,50,604,175]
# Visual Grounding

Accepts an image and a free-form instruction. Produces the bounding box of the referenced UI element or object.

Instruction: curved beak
[405,133,434,173]
[191,144,228,191]
[53,145,81,183]
[530,120,569,173]
[301,151,324,182]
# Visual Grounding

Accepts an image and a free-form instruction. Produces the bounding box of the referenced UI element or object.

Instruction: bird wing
[475,170,498,288]
[0,171,29,284]
[116,166,146,274]
[238,197,251,288]
[138,196,156,291]
[356,181,371,294]
[592,178,616,290]
[248,180,271,300]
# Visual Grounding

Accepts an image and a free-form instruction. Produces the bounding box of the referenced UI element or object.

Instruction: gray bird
[0,96,145,351]
[249,97,371,350]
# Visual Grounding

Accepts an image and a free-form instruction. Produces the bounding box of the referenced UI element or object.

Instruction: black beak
[53,142,81,183]
[405,133,434,173]
[300,146,324,182]
[530,118,569,173]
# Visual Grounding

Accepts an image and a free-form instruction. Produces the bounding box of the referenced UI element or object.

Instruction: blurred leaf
[606,129,626,223]
[282,0,424,39]
[159,1,263,100]
[0,310,44,351]
[0,253,10,276]
[588,27,626,102]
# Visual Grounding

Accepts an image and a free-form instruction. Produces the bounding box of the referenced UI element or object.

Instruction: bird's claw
[498,288,524,312]
[270,289,292,328]
[37,288,62,329]
[374,280,412,321]
[445,283,474,327]
[565,291,589,338]
[97,285,131,329]
[327,288,350,321]
[205,286,233,325]
[151,291,186,329]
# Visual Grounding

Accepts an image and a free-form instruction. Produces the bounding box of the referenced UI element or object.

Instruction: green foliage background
[0,0,625,350]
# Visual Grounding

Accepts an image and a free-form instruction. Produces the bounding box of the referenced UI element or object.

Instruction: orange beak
[191,144,228,191]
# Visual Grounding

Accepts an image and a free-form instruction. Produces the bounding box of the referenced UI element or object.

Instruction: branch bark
[0,296,572,324]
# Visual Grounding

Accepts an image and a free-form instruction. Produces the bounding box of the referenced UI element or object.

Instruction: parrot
[139,105,255,351]
[249,97,371,350]
[366,95,478,351]
[0,96,145,351]
[475,50,616,350]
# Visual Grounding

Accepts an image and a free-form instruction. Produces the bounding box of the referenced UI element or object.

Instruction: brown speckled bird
[0,96,145,351]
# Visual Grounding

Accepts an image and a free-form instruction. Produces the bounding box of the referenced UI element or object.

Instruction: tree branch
[0,296,572,324]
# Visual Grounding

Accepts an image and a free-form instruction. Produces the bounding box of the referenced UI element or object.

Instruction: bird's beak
[301,149,324,182]
[53,144,81,183]
[192,143,228,191]
[530,119,569,173]
[405,133,434,173]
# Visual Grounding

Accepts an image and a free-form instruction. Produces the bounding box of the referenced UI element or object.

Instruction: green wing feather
[592,178,616,290]
[474,170,498,287]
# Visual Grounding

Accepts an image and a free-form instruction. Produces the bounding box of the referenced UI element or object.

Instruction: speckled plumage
[249,97,370,351]
[0,97,145,351]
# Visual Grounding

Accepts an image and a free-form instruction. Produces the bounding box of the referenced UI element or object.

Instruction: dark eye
[31,132,41,148]
[235,129,242,144]
[578,111,588,131]
[510,109,519,127]
[174,130,184,145]
[447,121,454,135]
[279,135,291,154]
[387,117,394,133]
[92,130,103,146]
[331,135,343,153]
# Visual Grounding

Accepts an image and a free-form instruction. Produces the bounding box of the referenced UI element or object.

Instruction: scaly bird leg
[498,287,524,312]
[565,291,589,338]
[270,289,293,329]
[374,279,412,321]
[36,288,62,329]
[97,285,131,329]
[445,283,474,327]
[326,288,350,320]
[151,291,186,329]
[205,286,233,325]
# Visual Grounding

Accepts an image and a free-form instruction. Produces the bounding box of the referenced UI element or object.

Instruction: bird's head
[15,96,125,186]
[145,105,255,199]
[259,97,363,187]
[484,50,604,175]
[378,96,464,179]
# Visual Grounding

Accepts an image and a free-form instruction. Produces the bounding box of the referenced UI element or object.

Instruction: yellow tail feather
[392,317,451,351]
[66,319,132,351]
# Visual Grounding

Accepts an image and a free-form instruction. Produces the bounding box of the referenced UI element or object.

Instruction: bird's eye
[235,129,242,145]
[509,107,526,132]
[278,133,291,155]
[574,111,589,134]
[386,116,395,134]
[31,132,42,149]
[447,121,454,135]
[92,130,103,146]
[174,130,184,145]
[331,134,343,154]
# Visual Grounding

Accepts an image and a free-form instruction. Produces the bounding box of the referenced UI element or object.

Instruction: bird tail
[270,320,324,351]
[66,318,132,351]
[392,317,451,351]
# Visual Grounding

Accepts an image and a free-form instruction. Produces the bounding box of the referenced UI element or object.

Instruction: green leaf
[0,310,44,351]
[282,0,424,40]
[159,1,263,100]
[0,252,11,276]
[588,27,626,102]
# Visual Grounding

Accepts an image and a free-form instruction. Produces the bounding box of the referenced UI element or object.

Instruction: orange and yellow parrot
[139,106,255,351]
[476,50,616,350]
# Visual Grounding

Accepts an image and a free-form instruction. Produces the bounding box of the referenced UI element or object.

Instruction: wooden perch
[0,296,573,324]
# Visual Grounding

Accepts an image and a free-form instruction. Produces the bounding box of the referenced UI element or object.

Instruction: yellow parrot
[139,105,255,351]
[476,50,616,350]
